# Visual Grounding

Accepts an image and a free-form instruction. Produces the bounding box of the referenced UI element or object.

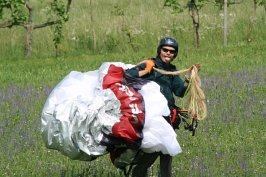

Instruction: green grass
[1,42,265,88]
[0,43,266,176]
[0,0,266,176]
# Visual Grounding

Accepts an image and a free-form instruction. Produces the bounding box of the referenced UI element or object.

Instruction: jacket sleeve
[125,63,146,78]
[172,73,188,98]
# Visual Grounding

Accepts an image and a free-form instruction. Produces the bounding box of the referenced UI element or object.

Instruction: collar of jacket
[154,56,172,70]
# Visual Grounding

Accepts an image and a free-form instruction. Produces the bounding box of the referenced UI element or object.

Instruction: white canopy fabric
[41,62,182,161]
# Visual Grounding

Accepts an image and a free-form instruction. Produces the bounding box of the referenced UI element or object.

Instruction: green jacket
[125,56,188,108]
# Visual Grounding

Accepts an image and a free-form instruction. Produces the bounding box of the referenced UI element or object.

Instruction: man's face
[159,46,175,64]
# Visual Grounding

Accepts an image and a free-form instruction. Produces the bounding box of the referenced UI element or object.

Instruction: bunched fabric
[41,62,182,162]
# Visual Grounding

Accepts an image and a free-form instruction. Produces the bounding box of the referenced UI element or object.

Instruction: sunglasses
[161,48,175,54]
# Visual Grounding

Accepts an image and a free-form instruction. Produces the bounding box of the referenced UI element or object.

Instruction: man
[125,36,200,177]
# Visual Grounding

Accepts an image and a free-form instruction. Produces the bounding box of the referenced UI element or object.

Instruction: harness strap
[171,107,177,123]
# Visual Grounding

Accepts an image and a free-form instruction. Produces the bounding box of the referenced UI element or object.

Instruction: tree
[89,0,96,50]
[247,0,266,43]
[0,0,72,58]
[213,0,244,46]
[164,0,207,48]
[111,4,139,52]
[187,0,206,48]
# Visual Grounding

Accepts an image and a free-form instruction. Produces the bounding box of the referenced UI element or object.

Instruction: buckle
[176,107,199,136]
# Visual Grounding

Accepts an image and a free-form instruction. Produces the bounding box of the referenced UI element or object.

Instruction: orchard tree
[89,0,96,50]
[213,0,244,46]
[247,0,266,43]
[0,0,72,58]
[111,4,139,52]
[164,0,207,48]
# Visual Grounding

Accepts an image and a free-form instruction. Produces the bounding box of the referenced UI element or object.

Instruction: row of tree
[0,0,265,58]
[164,0,266,47]
[0,0,72,58]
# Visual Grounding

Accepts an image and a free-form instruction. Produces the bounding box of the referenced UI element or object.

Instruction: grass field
[0,0,266,176]
[0,43,266,176]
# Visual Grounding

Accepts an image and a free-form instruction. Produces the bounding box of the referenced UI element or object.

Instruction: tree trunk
[223,0,228,46]
[193,14,200,48]
[247,0,257,43]
[90,0,96,50]
[190,1,200,48]
[25,24,34,58]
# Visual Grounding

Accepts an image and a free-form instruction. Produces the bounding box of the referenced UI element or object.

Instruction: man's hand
[194,63,201,72]
[145,60,155,73]
[188,64,201,72]
[186,64,201,82]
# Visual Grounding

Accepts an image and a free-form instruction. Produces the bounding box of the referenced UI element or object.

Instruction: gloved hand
[145,60,155,73]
